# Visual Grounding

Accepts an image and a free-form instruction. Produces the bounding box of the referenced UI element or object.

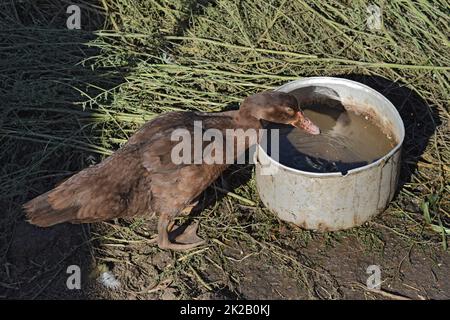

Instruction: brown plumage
[23,91,320,250]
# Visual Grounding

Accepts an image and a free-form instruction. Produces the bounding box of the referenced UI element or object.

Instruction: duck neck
[233,108,262,130]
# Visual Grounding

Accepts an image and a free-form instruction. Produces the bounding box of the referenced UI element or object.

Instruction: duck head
[239,91,320,135]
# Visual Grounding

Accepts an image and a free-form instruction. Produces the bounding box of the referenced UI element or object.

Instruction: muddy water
[266,102,397,173]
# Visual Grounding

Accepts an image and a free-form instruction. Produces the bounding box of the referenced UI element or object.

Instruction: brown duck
[24,91,320,250]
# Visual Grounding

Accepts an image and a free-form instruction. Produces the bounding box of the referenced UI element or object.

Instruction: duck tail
[23,190,78,227]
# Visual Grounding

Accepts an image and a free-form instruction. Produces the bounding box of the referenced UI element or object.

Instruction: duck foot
[158,214,205,251]
[170,221,205,245]
[166,201,200,235]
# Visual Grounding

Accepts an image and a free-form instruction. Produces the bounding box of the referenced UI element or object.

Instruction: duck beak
[291,111,321,135]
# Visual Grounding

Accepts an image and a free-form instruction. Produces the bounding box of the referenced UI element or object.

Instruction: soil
[2,208,449,300]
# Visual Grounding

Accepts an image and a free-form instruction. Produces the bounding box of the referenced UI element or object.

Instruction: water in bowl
[265,101,397,174]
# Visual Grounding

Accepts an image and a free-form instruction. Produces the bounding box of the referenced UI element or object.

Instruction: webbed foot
[158,214,205,251]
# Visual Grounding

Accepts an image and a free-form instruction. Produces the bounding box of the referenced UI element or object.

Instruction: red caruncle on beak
[291,111,321,135]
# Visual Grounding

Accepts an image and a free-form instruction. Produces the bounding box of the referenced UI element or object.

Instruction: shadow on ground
[0,1,122,299]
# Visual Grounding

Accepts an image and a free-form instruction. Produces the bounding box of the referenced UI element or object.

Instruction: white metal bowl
[255,77,405,231]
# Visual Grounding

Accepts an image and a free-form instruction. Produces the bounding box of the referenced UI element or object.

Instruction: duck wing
[23,112,201,226]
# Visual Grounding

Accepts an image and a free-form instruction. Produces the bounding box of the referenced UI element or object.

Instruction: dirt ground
[2,187,449,300]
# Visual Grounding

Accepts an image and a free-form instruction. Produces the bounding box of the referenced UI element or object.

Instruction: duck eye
[285,107,295,115]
